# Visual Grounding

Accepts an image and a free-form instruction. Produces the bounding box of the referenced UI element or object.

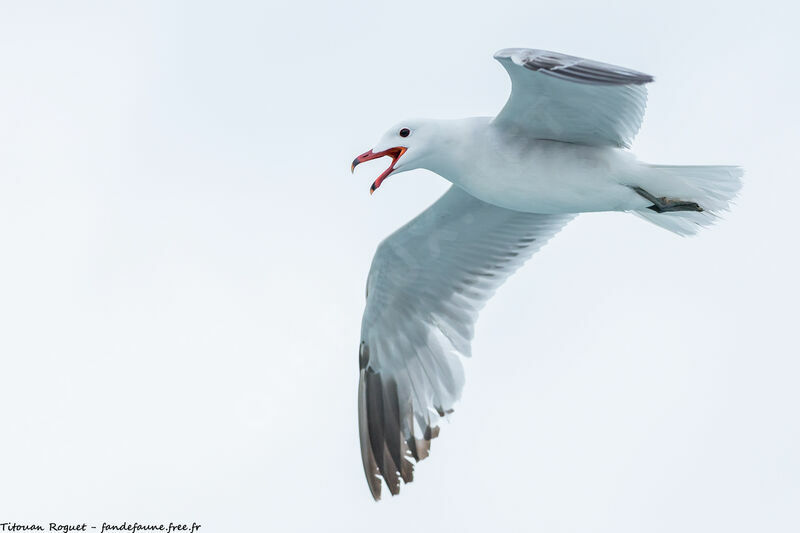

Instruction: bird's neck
[421,117,492,183]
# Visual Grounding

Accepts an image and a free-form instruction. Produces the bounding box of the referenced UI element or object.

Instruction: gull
[350,48,741,500]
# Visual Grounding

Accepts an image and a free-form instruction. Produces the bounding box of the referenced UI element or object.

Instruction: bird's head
[351,120,438,194]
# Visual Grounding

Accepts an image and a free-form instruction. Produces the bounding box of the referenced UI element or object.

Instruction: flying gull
[351,48,741,500]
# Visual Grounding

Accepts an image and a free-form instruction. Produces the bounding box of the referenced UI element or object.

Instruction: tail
[633,165,743,236]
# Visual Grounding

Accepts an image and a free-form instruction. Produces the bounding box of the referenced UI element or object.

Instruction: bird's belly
[452,142,646,214]
[469,170,637,214]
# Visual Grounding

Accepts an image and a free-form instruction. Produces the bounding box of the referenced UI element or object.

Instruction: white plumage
[493,48,651,147]
[352,48,742,499]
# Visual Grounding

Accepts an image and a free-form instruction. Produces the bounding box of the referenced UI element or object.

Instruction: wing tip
[358,355,446,501]
[494,47,654,86]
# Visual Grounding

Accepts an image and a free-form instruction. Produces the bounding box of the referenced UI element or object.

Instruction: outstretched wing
[358,185,573,499]
[493,48,654,148]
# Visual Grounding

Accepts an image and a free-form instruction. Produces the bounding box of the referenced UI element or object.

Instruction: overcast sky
[1,1,798,531]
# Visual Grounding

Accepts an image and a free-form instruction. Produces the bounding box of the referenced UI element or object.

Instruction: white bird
[351,48,741,500]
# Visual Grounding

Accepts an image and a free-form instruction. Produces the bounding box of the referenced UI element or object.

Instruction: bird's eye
[399,128,410,138]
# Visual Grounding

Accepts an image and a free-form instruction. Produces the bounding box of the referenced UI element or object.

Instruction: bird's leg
[631,186,704,213]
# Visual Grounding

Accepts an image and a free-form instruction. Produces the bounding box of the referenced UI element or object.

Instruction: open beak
[351,147,407,194]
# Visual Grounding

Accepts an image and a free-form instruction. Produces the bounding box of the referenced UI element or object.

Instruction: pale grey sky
[0,1,798,531]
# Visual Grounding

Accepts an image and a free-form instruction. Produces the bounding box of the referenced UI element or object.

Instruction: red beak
[351,147,407,194]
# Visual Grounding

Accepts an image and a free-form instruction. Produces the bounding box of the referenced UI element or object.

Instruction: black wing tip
[367,470,383,501]
[367,429,441,501]
[359,359,445,501]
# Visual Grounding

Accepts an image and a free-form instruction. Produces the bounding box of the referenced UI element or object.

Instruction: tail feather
[633,165,743,236]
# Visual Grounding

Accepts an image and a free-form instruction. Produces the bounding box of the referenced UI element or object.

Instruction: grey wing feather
[358,185,573,500]
[493,48,654,147]
[514,49,653,85]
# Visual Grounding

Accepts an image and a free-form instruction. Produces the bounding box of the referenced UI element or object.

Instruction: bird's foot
[632,186,704,213]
